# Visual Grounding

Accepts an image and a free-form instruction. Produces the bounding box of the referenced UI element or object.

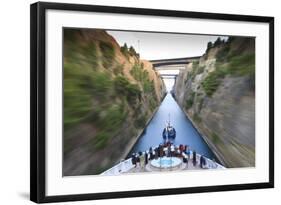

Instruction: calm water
[128,93,216,160]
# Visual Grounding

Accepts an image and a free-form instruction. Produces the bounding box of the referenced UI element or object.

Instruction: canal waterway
[128,79,216,160]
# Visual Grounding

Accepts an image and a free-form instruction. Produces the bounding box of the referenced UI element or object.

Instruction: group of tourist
[131,151,149,169]
[131,142,211,169]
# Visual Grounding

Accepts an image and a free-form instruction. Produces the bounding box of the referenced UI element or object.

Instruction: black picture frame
[30,1,274,203]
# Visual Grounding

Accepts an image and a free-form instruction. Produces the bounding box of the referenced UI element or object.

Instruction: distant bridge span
[150,56,201,70]
[159,74,178,79]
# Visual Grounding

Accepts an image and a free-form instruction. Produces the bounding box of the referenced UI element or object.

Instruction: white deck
[101,152,225,176]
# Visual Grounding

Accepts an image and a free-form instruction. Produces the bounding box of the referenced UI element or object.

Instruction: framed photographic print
[30,2,274,203]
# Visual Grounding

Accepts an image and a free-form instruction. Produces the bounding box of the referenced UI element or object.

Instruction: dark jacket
[193,151,197,165]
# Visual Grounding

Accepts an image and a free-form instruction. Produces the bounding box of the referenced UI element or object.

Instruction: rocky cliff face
[174,37,255,167]
[63,29,166,175]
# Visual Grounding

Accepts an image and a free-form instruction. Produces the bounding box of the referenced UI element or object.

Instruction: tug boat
[162,115,176,139]
[162,123,176,139]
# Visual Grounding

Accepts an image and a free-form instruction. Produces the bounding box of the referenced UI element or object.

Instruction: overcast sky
[107,30,227,60]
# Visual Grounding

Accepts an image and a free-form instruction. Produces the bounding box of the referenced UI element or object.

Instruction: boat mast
[168,113,170,126]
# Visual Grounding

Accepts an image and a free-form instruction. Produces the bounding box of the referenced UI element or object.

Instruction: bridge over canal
[150,56,201,82]
[150,56,201,71]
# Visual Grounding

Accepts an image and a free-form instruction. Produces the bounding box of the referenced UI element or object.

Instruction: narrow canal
[128,79,216,160]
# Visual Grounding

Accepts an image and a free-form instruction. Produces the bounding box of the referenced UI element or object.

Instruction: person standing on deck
[154,147,159,159]
[131,153,137,168]
[167,144,171,157]
[144,151,148,165]
[159,145,164,157]
[200,155,204,168]
[171,144,175,157]
[202,156,206,168]
[149,147,154,160]
[157,145,161,158]
[136,153,140,168]
[186,145,190,160]
[139,152,145,169]
[193,150,197,166]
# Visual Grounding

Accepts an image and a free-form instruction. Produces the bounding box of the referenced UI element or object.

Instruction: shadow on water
[128,93,216,160]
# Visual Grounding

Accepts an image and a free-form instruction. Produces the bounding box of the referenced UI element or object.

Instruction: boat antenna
[168,113,170,126]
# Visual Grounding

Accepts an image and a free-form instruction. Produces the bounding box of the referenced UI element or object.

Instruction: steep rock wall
[174,37,255,167]
[63,29,166,175]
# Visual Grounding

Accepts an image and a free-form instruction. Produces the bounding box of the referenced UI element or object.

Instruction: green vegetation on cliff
[202,37,255,96]
[185,91,195,109]
[93,104,127,149]
[121,43,140,59]
[202,72,221,97]
[174,36,255,168]
[114,76,141,104]
[99,41,115,68]
[130,63,155,94]
[186,60,204,83]
[63,29,164,175]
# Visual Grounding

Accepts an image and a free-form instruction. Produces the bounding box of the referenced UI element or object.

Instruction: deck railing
[101,158,134,176]
[101,149,225,176]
